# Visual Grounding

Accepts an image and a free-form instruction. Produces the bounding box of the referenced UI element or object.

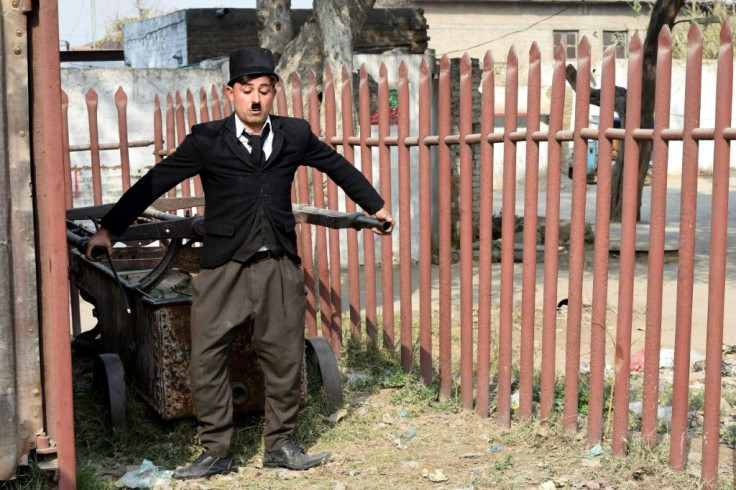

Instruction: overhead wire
[440,0,587,56]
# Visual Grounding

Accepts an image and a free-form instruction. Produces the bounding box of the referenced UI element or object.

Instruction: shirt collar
[235,115,271,137]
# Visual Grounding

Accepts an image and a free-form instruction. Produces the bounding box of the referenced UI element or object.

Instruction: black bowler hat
[228,47,279,85]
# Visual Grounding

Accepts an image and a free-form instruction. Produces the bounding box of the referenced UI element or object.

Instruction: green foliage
[671,1,736,59]
[0,459,52,490]
[493,454,514,471]
[723,385,736,407]
[688,389,705,412]
[75,462,107,490]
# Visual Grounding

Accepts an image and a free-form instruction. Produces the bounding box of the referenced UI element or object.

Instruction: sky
[58,0,314,48]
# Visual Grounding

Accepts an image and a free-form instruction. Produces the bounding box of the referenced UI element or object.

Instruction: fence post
[475,51,494,417]
[613,32,645,457]
[437,55,453,400]
[418,58,434,387]
[563,36,591,432]
[498,46,519,428]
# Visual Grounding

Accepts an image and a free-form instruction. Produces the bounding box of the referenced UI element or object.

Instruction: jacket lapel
[265,116,284,169]
[224,114,259,169]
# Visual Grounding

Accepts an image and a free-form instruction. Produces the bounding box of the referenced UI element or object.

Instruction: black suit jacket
[101,114,385,268]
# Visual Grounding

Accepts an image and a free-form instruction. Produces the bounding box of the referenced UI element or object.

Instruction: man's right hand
[85,226,113,261]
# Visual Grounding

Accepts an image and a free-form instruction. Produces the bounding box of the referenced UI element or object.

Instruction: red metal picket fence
[63,24,734,486]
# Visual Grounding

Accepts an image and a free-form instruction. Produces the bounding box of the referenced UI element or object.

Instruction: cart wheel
[305,337,343,407]
[93,353,127,432]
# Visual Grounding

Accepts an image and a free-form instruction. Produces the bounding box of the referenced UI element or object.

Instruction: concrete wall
[123,11,188,68]
[418,0,652,75]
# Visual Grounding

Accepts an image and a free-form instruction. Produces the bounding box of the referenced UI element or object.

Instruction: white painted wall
[61,66,225,207]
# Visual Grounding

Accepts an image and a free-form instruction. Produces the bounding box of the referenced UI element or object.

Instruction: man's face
[226,75,276,133]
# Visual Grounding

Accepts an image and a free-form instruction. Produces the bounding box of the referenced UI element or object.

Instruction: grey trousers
[189,256,306,456]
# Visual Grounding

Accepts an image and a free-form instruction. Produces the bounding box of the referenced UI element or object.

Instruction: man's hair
[228,74,278,88]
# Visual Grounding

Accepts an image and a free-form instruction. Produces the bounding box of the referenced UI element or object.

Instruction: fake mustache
[251,103,262,111]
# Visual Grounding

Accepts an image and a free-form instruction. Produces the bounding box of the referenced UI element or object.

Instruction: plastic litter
[631,348,706,371]
[510,391,520,410]
[488,443,502,453]
[630,348,645,372]
[628,401,672,425]
[328,408,349,424]
[422,468,449,482]
[115,460,172,488]
[588,444,604,457]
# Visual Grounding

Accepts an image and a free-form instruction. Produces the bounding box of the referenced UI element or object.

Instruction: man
[85,47,393,480]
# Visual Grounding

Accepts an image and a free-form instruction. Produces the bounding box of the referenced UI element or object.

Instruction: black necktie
[245,124,270,166]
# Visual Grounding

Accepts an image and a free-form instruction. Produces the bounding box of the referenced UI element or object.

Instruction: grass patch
[66,315,734,488]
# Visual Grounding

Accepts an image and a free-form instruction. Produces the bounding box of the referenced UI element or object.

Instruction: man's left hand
[372,208,394,235]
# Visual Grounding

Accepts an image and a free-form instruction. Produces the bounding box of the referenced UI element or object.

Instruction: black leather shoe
[262,441,331,470]
[173,452,234,480]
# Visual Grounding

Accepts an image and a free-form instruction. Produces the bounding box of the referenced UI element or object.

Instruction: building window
[603,30,629,59]
[553,30,578,59]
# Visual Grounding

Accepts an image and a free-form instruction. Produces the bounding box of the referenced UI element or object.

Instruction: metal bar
[641,27,673,447]
[418,58,433,386]
[199,87,210,123]
[437,55,452,399]
[61,90,81,340]
[186,89,204,214]
[308,71,333,342]
[165,93,175,198]
[378,63,395,350]
[613,32,645,457]
[211,85,223,120]
[28,1,77,486]
[290,74,317,336]
[475,51,494,417]
[275,79,288,117]
[700,22,732,488]
[222,86,232,117]
[61,91,72,208]
[153,95,163,167]
[86,88,102,205]
[540,43,566,421]
[359,65,378,345]
[90,219,131,314]
[498,46,519,428]
[563,37,591,432]
[519,42,541,420]
[69,139,155,153]
[398,61,413,371]
[324,67,343,355]
[669,24,703,469]
[114,87,131,192]
[341,66,362,345]
[175,91,191,199]
[587,44,616,444]
[60,49,123,62]
[458,54,474,409]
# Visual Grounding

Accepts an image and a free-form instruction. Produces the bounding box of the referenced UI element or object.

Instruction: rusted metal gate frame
[61,25,735,487]
[1,0,76,488]
[29,0,77,489]
[0,0,43,482]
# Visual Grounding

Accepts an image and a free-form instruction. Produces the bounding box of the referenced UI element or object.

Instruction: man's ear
[225,85,234,101]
